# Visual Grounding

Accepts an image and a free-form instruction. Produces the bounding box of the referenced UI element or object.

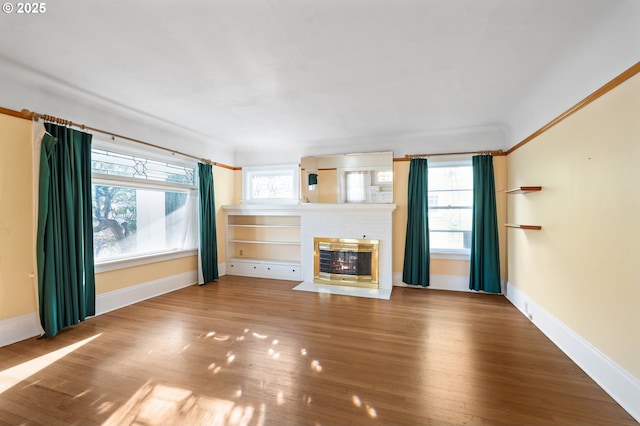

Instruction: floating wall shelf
[506,186,542,229]
[506,186,542,194]
[505,224,542,230]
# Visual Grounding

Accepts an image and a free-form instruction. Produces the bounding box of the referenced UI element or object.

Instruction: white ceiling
[0,0,637,163]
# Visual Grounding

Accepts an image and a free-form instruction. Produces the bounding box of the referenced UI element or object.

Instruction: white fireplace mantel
[299,204,396,290]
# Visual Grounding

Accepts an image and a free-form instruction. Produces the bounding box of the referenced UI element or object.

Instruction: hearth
[313,238,379,288]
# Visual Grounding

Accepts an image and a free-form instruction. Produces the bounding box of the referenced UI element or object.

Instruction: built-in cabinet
[224,206,301,281]
[226,259,301,281]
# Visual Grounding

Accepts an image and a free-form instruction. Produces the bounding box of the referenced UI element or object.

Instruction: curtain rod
[16,108,219,167]
[404,149,505,159]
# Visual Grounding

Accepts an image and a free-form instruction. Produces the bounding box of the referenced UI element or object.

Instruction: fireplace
[313,238,379,288]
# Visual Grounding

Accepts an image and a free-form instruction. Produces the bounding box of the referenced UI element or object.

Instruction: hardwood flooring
[0,276,636,425]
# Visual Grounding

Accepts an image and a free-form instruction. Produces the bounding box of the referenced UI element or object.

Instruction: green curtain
[198,162,219,283]
[469,155,501,293]
[403,158,430,286]
[36,123,95,338]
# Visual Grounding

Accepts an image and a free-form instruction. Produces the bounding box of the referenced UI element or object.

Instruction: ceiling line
[506,61,640,155]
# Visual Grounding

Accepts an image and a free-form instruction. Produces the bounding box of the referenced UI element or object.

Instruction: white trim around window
[242,164,300,204]
[430,251,471,261]
[95,249,198,273]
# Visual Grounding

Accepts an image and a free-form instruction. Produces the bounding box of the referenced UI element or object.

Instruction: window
[91,143,198,264]
[339,167,393,203]
[345,171,367,203]
[374,170,393,185]
[242,164,299,204]
[428,162,473,255]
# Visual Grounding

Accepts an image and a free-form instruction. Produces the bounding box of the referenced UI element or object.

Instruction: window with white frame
[242,164,299,204]
[428,161,473,255]
[339,167,393,203]
[91,143,198,263]
[344,171,367,203]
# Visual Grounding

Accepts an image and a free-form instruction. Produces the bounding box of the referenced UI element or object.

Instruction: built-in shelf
[506,186,542,194]
[224,207,302,281]
[505,224,542,230]
[228,239,300,245]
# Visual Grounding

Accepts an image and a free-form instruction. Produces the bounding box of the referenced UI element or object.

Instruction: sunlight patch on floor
[310,360,323,373]
[103,381,262,426]
[351,394,378,419]
[0,333,101,394]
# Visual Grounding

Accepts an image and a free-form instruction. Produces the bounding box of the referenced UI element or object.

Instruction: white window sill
[95,249,198,273]
[430,251,470,261]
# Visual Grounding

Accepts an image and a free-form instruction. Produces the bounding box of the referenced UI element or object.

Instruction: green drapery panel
[469,155,501,293]
[198,162,219,283]
[36,123,95,338]
[402,158,430,286]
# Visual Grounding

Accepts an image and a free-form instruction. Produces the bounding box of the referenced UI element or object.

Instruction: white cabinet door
[228,261,258,276]
[266,264,301,280]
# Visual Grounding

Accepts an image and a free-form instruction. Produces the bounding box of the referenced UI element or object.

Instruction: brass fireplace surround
[313,237,379,288]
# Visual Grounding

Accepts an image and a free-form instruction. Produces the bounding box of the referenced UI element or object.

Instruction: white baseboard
[392,272,506,293]
[96,270,197,315]
[1,270,198,347]
[0,312,42,347]
[393,272,468,291]
[505,282,640,423]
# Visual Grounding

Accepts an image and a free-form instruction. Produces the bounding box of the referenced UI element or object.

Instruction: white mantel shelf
[299,203,396,212]
[223,203,396,213]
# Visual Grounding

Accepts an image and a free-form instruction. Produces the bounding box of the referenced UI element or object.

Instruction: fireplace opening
[319,250,372,276]
[314,238,379,288]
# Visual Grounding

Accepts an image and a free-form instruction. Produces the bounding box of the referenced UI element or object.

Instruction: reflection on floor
[104,381,262,426]
[292,281,392,300]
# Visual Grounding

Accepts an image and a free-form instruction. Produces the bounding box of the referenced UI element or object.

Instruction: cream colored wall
[392,157,507,279]
[318,169,338,203]
[0,114,37,320]
[232,169,243,205]
[392,160,409,273]
[494,155,508,280]
[96,256,198,293]
[214,165,236,264]
[507,73,640,378]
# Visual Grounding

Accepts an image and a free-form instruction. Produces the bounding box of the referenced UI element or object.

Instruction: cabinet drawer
[264,264,301,280]
[228,261,259,276]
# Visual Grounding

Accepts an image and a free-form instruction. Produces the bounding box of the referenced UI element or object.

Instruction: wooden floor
[0,276,635,426]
